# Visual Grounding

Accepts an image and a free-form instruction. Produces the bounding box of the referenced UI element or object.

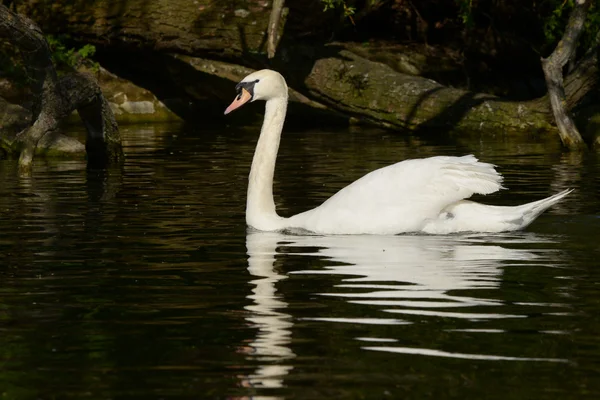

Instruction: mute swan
[224,69,572,235]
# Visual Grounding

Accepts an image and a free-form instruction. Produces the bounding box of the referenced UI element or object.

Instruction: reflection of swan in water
[289,233,542,317]
[240,231,295,390]
[242,231,567,368]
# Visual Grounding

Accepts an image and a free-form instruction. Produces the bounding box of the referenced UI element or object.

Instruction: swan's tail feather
[423,188,573,234]
[515,188,573,226]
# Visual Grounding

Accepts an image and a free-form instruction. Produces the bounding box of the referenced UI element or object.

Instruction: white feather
[288,155,505,234]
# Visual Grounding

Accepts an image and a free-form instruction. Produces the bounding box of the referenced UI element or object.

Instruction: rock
[36,130,86,158]
[0,96,31,134]
[87,67,181,124]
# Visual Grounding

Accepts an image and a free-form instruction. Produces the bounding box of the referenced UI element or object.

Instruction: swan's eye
[234,79,261,101]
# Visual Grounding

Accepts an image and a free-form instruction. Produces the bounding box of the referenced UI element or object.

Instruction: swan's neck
[247,96,288,230]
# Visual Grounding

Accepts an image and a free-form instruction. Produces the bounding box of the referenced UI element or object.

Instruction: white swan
[224,69,572,235]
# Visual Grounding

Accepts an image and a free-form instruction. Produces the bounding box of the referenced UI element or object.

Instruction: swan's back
[287,155,503,234]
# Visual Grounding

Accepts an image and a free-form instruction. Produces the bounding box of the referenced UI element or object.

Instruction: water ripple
[363,346,569,363]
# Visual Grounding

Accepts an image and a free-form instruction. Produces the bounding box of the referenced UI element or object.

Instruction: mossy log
[296,48,554,134]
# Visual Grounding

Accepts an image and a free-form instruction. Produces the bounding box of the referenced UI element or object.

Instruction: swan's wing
[288,155,504,234]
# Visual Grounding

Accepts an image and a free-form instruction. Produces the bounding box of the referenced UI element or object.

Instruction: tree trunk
[0,4,122,174]
[540,0,590,150]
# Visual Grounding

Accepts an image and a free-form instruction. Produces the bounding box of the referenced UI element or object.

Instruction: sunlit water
[1,123,599,399]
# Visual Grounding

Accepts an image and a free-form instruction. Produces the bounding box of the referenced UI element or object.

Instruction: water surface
[0,124,599,399]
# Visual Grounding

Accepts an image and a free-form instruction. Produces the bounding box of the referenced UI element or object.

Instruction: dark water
[1,123,599,399]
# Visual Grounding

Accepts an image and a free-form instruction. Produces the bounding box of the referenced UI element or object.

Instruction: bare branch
[541,0,591,150]
[267,0,286,59]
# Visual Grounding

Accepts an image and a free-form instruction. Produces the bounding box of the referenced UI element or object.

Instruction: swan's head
[224,69,288,115]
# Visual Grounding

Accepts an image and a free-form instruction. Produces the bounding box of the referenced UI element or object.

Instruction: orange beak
[224,88,252,115]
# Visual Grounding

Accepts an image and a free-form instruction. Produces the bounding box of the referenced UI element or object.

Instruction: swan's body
[225,70,571,235]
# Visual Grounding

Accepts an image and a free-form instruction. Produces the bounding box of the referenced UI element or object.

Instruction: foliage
[455,0,474,28]
[321,0,356,19]
[542,0,600,51]
[0,34,100,90]
[543,0,571,44]
[46,34,99,72]
[452,0,600,56]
